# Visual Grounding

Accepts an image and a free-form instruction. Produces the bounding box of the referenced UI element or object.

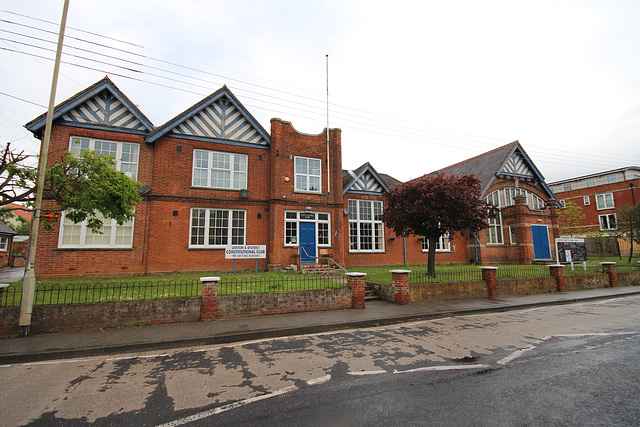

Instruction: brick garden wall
[2,271,638,337]
[402,280,487,303]
[217,288,352,319]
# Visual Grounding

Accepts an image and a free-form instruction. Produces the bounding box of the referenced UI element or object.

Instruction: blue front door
[299,222,316,263]
[531,225,551,259]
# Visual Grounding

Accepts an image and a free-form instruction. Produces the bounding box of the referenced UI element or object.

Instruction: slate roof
[0,221,16,236]
[342,162,401,195]
[431,141,557,201]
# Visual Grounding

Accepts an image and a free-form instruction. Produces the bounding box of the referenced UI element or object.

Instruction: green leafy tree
[558,200,586,237]
[615,203,640,263]
[46,150,142,231]
[383,173,497,277]
[1,142,142,232]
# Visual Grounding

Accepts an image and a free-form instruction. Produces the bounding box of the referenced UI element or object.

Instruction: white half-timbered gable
[146,86,269,147]
[25,77,153,136]
[499,150,535,178]
[343,162,391,195]
[59,90,149,132]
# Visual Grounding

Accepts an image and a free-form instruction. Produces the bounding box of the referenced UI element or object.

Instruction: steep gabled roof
[2,203,32,221]
[145,86,270,147]
[433,141,556,201]
[343,162,401,195]
[25,76,154,138]
[0,220,16,236]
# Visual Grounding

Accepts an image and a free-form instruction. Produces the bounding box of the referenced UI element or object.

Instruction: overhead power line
[0,10,635,170]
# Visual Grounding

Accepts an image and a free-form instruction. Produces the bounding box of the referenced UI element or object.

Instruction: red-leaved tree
[383,173,497,276]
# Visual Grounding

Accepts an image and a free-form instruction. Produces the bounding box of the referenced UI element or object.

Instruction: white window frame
[69,136,139,179]
[503,187,527,206]
[422,233,451,252]
[508,225,517,245]
[599,213,617,231]
[294,156,322,193]
[283,211,331,247]
[595,193,615,210]
[530,194,546,211]
[192,149,247,190]
[563,183,572,192]
[58,211,135,248]
[189,208,246,248]
[559,199,566,208]
[485,190,503,245]
[607,174,618,184]
[583,196,590,206]
[0,237,7,251]
[585,178,596,187]
[348,199,385,252]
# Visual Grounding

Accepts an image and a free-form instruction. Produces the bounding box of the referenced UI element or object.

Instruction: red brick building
[25,78,561,278]
[549,167,640,236]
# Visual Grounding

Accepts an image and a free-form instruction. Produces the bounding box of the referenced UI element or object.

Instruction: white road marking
[497,332,639,365]
[156,385,298,427]
[394,364,490,374]
[307,374,331,385]
[497,343,541,365]
[347,369,387,376]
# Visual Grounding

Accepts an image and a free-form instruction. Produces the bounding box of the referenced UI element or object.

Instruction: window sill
[188,247,227,250]
[56,247,133,251]
[349,250,385,254]
[293,190,323,195]
[190,186,243,192]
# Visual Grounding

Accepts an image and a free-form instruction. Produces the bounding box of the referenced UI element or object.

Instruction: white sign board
[225,245,267,259]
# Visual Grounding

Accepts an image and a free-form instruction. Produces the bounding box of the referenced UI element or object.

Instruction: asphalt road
[2,295,639,426]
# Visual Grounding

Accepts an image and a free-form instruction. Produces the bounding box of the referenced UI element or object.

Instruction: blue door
[299,222,316,263]
[531,225,551,259]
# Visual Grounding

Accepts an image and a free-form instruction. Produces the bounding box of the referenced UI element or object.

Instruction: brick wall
[392,280,487,303]
[217,288,352,318]
[0,299,200,336]
[34,125,151,278]
[268,120,345,268]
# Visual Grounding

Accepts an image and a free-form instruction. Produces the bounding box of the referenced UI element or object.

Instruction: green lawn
[2,257,637,307]
[4,255,636,287]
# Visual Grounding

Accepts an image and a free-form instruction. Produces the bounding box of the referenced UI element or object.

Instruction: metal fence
[409,269,483,284]
[1,280,202,307]
[218,275,348,295]
[497,266,550,279]
[0,275,351,306]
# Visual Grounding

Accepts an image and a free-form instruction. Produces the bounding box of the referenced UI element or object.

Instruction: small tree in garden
[558,200,586,237]
[383,173,497,276]
[0,142,142,231]
[615,203,640,263]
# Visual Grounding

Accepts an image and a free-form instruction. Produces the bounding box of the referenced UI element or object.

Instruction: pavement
[1,265,640,366]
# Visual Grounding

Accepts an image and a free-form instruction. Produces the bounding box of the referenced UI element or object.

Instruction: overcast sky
[1,0,639,183]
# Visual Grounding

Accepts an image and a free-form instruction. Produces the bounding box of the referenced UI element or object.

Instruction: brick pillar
[0,284,7,306]
[480,267,499,297]
[390,269,411,305]
[346,273,367,309]
[547,265,565,292]
[600,262,617,287]
[200,277,220,321]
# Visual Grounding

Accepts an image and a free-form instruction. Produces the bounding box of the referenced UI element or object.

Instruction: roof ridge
[434,140,519,174]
